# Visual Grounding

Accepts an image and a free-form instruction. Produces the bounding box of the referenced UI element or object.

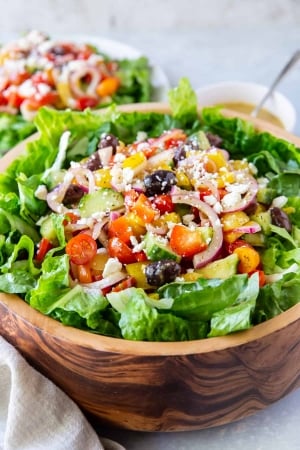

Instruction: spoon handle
[251,49,300,117]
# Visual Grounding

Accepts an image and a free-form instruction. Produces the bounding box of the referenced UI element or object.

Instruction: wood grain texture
[1,294,300,431]
[0,106,300,431]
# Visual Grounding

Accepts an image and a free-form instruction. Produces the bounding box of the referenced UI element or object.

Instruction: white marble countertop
[1,24,300,450]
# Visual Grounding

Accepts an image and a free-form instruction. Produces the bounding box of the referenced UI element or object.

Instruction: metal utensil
[251,49,300,117]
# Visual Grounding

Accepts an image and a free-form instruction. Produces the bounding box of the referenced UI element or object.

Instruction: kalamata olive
[63,185,86,206]
[173,145,186,166]
[145,260,181,286]
[206,132,223,147]
[270,207,292,233]
[144,170,177,196]
[84,152,102,171]
[99,133,119,153]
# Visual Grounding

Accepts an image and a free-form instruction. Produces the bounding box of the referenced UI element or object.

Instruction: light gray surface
[1,24,300,450]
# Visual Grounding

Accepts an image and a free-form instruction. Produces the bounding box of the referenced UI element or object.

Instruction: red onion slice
[81,271,127,291]
[147,149,175,168]
[69,65,100,98]
[232,221,261,234]
[171,187,223,268]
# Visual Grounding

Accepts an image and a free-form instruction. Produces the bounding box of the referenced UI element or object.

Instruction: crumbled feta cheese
[102,258,122,278]
[136,131,148,142]
[18,79,36,98]
[272,195,288,208]
[221,192,242,209]
[34,184,48,200]
[203,194,217,206]
[113,153,126,163]
[213,201,223,214]
[122,167,134,184]
[257,177,269,189]
[226,183,249,195]
[182,214,195,225]
[248,163,258,175]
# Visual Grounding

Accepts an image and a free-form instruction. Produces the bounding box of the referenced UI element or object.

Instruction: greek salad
[0,30,152,154]
[0,79,299,341]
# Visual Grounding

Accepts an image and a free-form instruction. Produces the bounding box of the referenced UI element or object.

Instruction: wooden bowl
[1,104,300,432]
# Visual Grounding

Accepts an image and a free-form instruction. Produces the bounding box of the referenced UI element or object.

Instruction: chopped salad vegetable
[0,30,152,154]
[0,78,299,341]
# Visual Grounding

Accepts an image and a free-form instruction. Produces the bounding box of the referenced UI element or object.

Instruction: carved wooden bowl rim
[1,103,300,357]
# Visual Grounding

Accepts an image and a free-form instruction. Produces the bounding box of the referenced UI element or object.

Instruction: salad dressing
[218,102,284,128]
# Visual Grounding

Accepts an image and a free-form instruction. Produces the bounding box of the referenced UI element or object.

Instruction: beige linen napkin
[0,336,125,450]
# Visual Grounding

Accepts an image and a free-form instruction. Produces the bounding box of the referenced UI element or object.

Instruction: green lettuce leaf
[208,272,259,337]
[119,289,208,341]
[28,253,70,313]
[114,57,151,104]
[0,113,36,156]
[254,268,300,323]
[158,275,248,320]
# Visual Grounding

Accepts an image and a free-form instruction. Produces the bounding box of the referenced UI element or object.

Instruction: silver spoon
[251,49,300,118]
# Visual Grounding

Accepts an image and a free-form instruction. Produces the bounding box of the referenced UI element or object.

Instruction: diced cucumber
[79,188,124,218]
[244,232,266,247]
[257,188,276,205]
[195,253,239,279]
[40,215,58,245]
[250,211,272,235]
[143,232,181,262]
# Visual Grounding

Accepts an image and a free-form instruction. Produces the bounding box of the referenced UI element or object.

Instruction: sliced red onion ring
[222,175,258,213]
[81,271,127,291]
[69,166,96,193]
[147,149,175,168]
[69,66,100,97]
[232,221,261,234]
[197,180,220,201]
[171,187,223,268]
[46,171,75,213]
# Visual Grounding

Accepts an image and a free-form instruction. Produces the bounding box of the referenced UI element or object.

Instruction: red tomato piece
[77,264,93,283]
[63,212,80,225]
[124,189,139,210]
[108,216,133,244]
[249,269,266,287]
[76,96,99,111]
[170,224,207,258]
[132,193,156,224]
[66,233,97,265]
[150,129,187,150]
[35,238,53,262]
[226,239,251,254]
[152,194,174,214]
[134,251,148,262]
[107,237,136,264]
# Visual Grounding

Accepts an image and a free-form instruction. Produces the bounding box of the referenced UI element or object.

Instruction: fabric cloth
[0,336,125,450]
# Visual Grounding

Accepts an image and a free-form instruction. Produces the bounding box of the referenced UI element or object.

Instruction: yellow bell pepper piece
[126,262,151,289]
[176,171,192,189]
[122,152,146,169]
[221,211,249,232]
[94,168,112,188]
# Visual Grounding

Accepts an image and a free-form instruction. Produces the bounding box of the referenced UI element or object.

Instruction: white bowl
[196,81,297,132]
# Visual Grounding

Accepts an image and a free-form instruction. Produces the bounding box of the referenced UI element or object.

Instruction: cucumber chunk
[79,188,124,218]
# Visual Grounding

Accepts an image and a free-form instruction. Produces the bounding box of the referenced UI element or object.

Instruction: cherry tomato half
[152,194,174,214]
[107,237,136,264]
[66,233,97,265]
